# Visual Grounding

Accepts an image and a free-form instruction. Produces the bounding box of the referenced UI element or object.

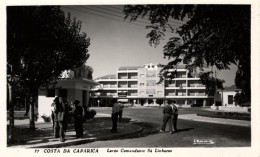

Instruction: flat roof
[118,66,144,70]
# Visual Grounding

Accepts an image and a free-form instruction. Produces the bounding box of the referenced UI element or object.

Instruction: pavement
[8,110,250,148]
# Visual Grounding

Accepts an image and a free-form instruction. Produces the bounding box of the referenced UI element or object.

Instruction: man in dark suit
[160,99,173,134]
[110,98,120,133]
[171,100,179,132]
[73,100,84,138]
[54,97,67,142]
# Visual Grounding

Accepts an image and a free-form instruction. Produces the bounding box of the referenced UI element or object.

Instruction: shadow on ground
[7,117,196,147]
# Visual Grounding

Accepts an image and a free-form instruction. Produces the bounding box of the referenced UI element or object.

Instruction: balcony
[118,76,128,79]
[110,85,117,88]
[196,84,205,87]
[189,84,196,87]
[177,93,186,96]
[118,85,128,88]
[129,76,138,79]
[196,93,206,96]
[176,84,186,88]
[103,85,110,88]
[189,93,196,96]
[128,93,138,96]
[129,85,138,88]
[168,93,176,96]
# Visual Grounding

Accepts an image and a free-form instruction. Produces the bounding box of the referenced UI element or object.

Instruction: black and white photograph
[1,0,260,157]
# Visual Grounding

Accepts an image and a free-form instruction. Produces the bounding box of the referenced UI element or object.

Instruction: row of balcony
[99,85,205,89]
[166,84,205,87]
[118,76,138,79]
[95,93,138,96]
[101,85,138,88]
[166,93,206,96]
[94,93,206,97]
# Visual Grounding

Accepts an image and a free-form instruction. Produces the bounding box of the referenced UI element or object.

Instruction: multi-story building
[90,63,215,107]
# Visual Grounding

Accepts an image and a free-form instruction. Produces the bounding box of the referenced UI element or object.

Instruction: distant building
[218,85,242,106]
[90,63,216,107]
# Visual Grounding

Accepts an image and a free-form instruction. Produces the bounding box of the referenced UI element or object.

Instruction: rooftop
[223,84,241,91]
[118,66,144,71]
[95,74,117,80]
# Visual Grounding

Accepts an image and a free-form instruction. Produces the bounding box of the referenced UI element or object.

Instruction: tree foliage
[74,64,94,80]
[124,5,250,100]
[7,6,91,128]
[199,72,224,96]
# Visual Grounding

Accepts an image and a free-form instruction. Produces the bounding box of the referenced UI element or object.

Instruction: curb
[26,126,144,148]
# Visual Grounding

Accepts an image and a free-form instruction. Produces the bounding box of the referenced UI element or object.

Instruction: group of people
[50,97,177,141]
[51,97,84,142]
[160,99,179,134]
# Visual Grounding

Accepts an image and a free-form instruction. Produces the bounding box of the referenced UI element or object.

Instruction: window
[47,89,55,97]
[228,95,233,104]
[146,80,156,86]
[140,83,144,86]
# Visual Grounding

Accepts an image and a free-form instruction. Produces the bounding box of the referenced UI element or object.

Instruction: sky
[61,5,238,87]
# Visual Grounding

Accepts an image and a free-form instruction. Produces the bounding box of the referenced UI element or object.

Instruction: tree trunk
[29,91,38,130]
[29,98,35,130]
[8,84,15,142]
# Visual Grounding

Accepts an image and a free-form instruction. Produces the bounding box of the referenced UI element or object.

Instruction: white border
[0,0,259,157]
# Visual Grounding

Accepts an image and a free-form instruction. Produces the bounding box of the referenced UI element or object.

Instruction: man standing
[73,100,84,138]
[54,97,67,142]
[110,98,120,133]
[160,99,173,134]
[118,101,124,123]
[51,97,59,133]
[171,100,179,132]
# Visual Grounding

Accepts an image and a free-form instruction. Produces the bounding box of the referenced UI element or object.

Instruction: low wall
[211,106,249,112]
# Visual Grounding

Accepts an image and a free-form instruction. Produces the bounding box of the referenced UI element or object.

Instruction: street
[67,107,251,147]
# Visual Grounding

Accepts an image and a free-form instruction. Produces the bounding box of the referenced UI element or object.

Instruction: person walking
[171,100,179,132]
[110,98,120,133]
[54,97,67,142]
[73,100,84,138]
[160,99,173,134]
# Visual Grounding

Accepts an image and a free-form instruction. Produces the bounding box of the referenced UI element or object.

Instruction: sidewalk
[179,114,250,127]
[8,114,143,148]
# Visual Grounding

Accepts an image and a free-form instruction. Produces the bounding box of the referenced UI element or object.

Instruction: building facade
[91,63,215,107]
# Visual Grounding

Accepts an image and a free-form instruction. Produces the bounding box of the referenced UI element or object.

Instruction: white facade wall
[38,79,98,122]
[222,91,238,106]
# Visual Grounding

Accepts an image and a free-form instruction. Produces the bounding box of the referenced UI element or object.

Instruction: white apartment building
[91,63,216,107]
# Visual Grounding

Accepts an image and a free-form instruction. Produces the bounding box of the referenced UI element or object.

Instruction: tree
[124,5,250,101]
[74,64,94,80]
[7,6,91,132]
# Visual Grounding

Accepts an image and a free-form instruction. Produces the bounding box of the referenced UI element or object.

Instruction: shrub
[83,106,96,121]
[41,114,51,122]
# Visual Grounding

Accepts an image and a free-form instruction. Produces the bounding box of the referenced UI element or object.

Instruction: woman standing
[73,100,84,138]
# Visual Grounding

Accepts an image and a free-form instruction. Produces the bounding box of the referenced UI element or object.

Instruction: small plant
[41,114,51,122]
